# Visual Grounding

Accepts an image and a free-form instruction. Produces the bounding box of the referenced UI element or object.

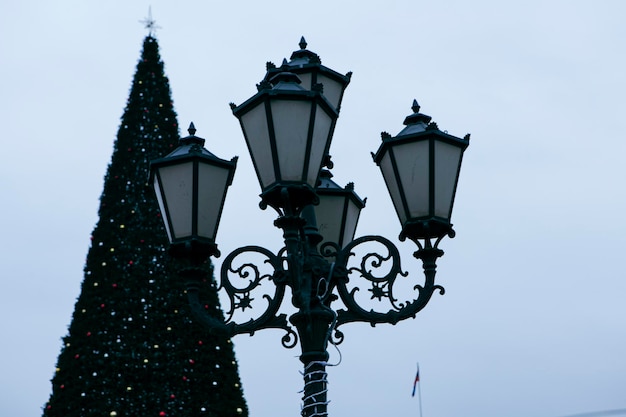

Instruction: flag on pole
[412,363,420,397]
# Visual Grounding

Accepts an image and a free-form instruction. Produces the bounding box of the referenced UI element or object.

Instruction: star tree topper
[140,7,161,36]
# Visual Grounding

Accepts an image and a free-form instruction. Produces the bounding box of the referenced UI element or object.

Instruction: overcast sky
[2,1,626,417]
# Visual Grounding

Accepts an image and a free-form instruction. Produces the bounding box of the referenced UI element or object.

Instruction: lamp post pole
[150,38,469,417]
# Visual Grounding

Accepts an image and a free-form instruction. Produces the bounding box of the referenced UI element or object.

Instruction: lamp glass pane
[153,175,172,242]
[317,74,343,111]
[306,104,333,186]
[197,162,231,240]
[297,73,313,90]
[434,141,463,219]
[394,141,430,219]
[342,198,361,247]
[271,99,311,182]
[316,194,344,247]
[156,162,194,240]
[240,103,274,188]
[379,150,407,224]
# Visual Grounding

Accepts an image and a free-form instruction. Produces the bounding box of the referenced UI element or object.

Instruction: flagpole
[417,373,423,417]
[412,362,423,417]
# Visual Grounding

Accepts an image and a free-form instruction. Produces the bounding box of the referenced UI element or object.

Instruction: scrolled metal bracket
[332,233,448,332]
[181,244,298,349]
[181,210,454,353]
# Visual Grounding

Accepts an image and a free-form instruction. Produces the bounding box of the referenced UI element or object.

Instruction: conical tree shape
[43,35,248,417]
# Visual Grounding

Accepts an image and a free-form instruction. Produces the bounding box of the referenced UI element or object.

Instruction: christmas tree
[43,34,248,417]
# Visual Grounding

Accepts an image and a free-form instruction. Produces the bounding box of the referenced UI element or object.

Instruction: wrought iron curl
[213,245,297,347]
[219,246,276,320]
[319,241,340,259]
[333,235,445,328]
[329,327,345,346]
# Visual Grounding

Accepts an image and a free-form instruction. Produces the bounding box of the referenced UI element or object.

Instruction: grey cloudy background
[1,1,625,416]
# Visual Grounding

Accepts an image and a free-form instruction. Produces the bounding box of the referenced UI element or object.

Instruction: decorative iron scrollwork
[218,245,298,348]
[183,245,298,349]
[333,235,445,329]
[185,232,447,349]
[186,217,453,349]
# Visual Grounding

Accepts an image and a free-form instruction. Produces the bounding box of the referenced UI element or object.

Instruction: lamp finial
[411,99,420,113]
[188,122,196,136]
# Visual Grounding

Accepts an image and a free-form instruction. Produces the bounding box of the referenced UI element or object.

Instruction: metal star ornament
[140,7,161,36]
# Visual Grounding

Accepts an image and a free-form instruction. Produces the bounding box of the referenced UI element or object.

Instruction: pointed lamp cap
[187,122,197,136]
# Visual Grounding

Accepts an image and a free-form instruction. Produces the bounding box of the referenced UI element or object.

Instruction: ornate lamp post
[150,39,469,417]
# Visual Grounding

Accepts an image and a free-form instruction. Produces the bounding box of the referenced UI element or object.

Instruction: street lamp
[314,168,366,256]
[373,99,469,242]
[151,38,469,417]
[230,70,338,213]
[150,122,237,261]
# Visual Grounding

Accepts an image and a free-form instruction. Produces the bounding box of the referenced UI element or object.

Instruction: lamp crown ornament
[262,37,351,113]
[288,36,321,65]
[178,121,205,148]
[187,122,196,136]
[412,98,420,112]
[400,98,433,130]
